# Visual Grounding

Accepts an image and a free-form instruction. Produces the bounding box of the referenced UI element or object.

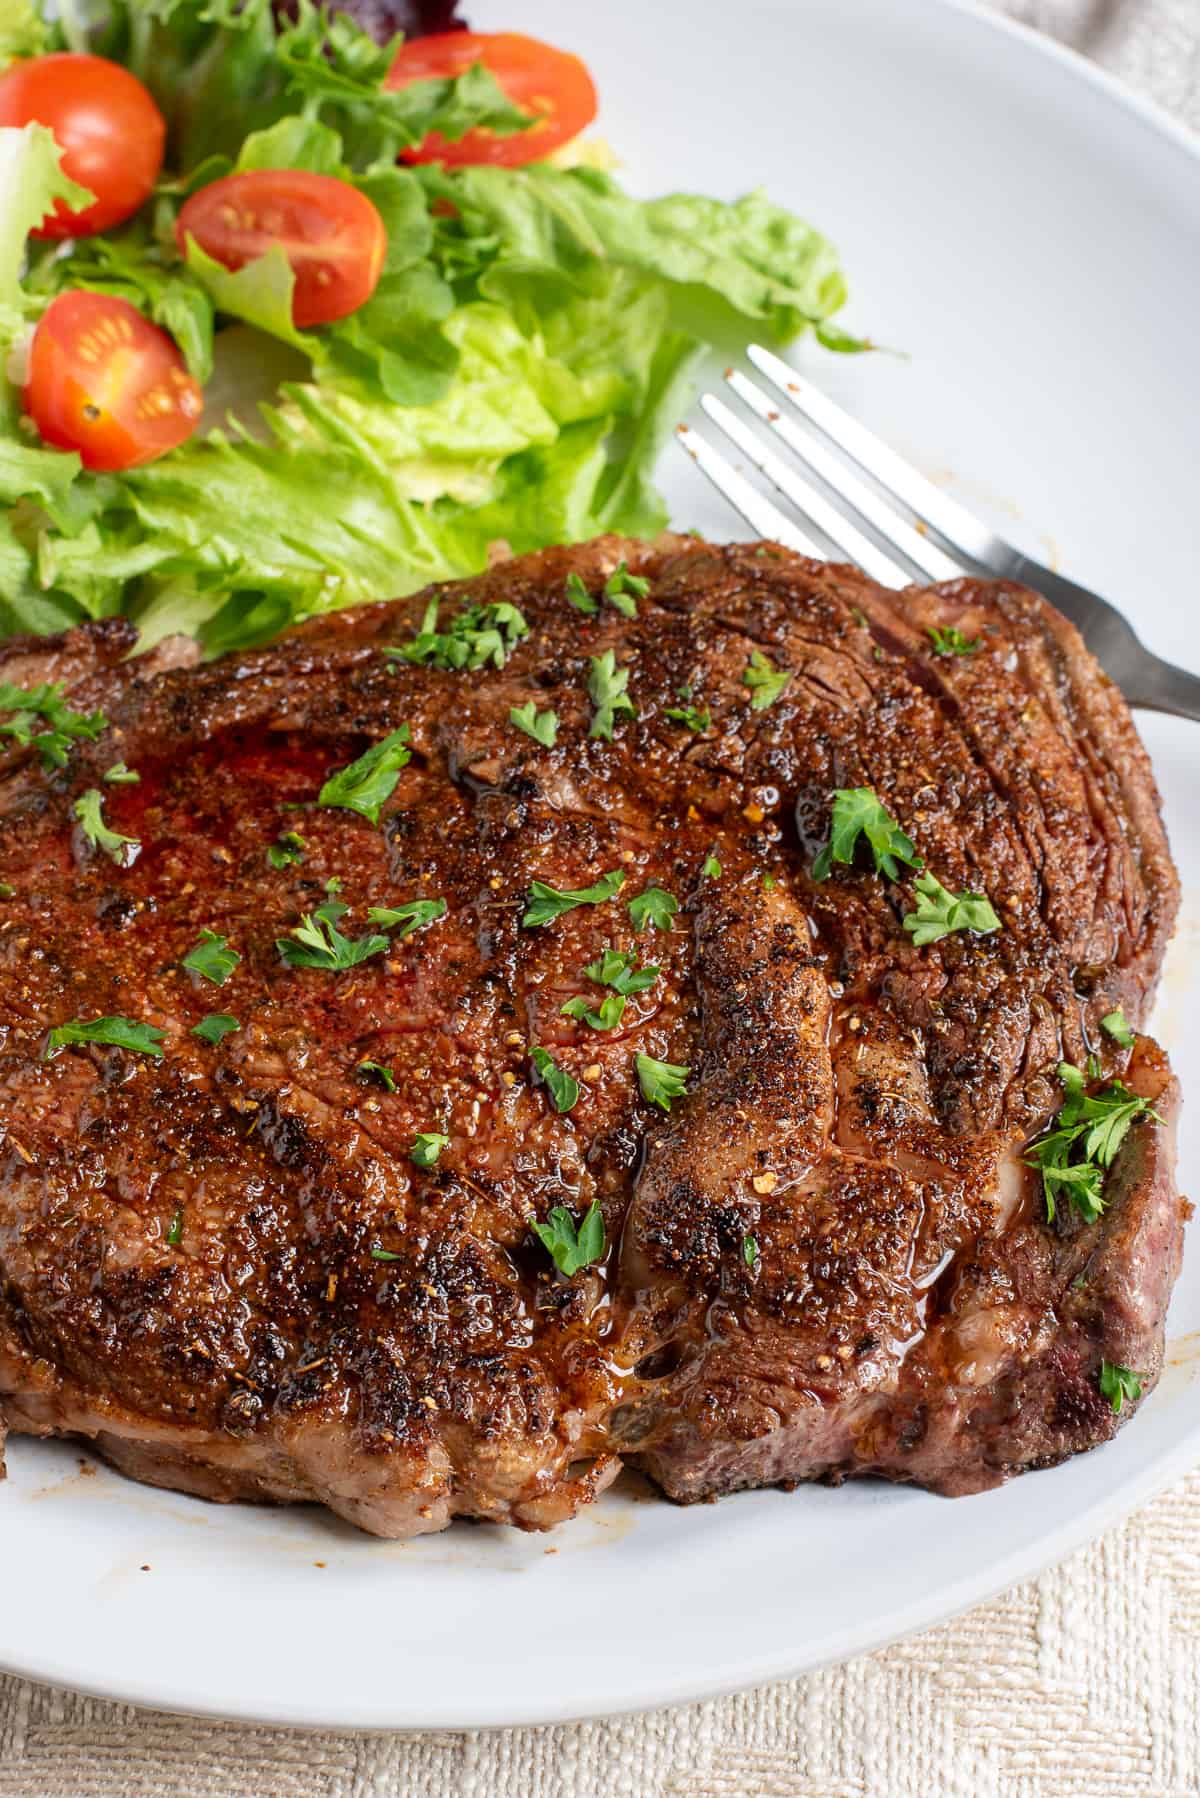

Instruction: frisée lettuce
[0,0,864,653]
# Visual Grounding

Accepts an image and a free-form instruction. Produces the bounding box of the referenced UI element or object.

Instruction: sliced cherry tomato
[0,54,165,239]
[25,293,202,472]
[175,172,387,329]
[387,31,598,168]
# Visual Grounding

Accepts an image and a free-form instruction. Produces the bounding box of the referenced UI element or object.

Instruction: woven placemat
[2,4,1197,1792]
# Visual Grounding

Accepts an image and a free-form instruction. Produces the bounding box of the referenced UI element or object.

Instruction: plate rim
[2,0,1199,1732]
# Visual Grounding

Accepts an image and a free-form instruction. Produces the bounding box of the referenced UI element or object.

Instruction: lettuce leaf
[0,0,865,656]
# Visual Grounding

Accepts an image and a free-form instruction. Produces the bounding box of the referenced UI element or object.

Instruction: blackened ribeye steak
[0,537,1185,1536]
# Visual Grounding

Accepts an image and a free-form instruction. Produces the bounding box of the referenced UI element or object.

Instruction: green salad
[0,0,860,653]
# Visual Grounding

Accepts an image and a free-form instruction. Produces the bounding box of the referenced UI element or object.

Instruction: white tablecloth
[2,4,1197,1792]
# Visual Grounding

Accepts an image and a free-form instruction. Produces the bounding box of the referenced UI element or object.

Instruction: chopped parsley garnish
[588,650,637,741]
[561,990,626,1032]
[663,693,711,732]
[411,1132,450,1168]
[627,886,678,933]
[277,900,390,971]
[182,930,240,986]
[45,1016,165,1060]
[902,872,1000,946]
[1102,1009,1135,1050]
[510,702,558,747]
[742,1234,759,1269]
[532,1199,605,1276]
[371,1247,402,1263]
[387,598,529,672]
[1099,1360,1144,1414]
[317,728,411,827]
[702,854,722,880]
[0,681,107,770]
[566,572,598,615]
[603,561,650,618]
[367,897,447,938]
[103,762,139,785]
[267,831,306,868]
[530,1045,580,1113]
[522,868,625,927]
[192,1014,239,1045]
[166,1208,184,1247]
[1026,1061,1160,1223]
[742,650,791,711]
[583,946,659,995]
[762,873,778,892]
[73,788,140,866]
[357,1059,396,1091]
[635,1052,691,1112]
[812,787,922,883]
[927,625,982,657]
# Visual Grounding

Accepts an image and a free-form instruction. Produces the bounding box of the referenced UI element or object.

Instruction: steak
[0,536,1185,1535]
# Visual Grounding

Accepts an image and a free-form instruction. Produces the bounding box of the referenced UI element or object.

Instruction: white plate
[4,0,1199,1731]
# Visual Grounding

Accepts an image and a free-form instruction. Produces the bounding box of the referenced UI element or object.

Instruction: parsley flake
[182,930,240,986]
[530,1045,580,1113]
[702,854,722,880]
[742,650,791,711]
[357,1059,396,1092]
[566,572,598,615]
[277,901,390,972]
[166,1208,184,1247]
[583,946,659,995]
[371,1247,402,1263]
[532,1199,605,1277]
[387,598,529,672]
[103,762,139,785]
[561,990,627,1032]
[664,697,711,732]
[1102,1009,1135,1050]
[267,831,306,869]
[812,788,922,883]
[0,682,107,770]
[73,789,140,866]
[510,702,558,747]
[411,1131,450,1168]
[367,897,446,938]
[1099,1361,1144,1414]
[522,869,625,928]
[1026,1062,1160,1223]
[193,1014,239,1045]
[636,1052,691,1112]
[588,650,637,741]
[318,728,411,827]
[603,561,650,618]
[927,625,982,658]
[627,886,678,933]
[45,1016,165,1060]
[902,872,1001,946]
[742,1233,759,1270]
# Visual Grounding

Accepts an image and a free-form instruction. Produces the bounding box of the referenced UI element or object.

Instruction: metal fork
[676,344,1200,721]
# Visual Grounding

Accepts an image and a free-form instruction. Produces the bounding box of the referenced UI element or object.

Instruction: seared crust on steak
[0,537,1185,1532]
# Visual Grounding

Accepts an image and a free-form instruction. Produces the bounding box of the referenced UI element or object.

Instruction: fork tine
[746,344,1002,570]
[673,424,826,559]
[725,371,963,584]
[700,393,909,589]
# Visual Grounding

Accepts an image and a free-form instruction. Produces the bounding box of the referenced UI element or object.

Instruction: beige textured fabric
[1,4,1197,1793]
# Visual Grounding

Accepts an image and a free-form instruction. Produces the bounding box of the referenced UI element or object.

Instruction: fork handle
[1005,557,1200,723]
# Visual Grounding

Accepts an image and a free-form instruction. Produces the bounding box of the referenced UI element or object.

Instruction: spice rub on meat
[0,535,1185,1534]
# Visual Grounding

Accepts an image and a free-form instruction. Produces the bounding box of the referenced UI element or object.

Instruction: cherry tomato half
[175,171,387,329]
[25,292,203,472]
[0,53,165,239]
[387,31,598,168]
